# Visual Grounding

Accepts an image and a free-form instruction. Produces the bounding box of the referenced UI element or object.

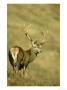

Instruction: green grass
[7,4,60,86]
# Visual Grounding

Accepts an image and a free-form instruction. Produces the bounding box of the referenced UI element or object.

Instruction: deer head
[24,29,45,56]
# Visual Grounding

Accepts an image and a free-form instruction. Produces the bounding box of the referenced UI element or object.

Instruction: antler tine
[41,31,45,38]
[40,31,45,44]
[24,24,31,32]
[25,32,32,42]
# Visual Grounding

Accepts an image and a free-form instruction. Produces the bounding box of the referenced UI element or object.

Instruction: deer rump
[9,46,36,74]
[9,46,30,73]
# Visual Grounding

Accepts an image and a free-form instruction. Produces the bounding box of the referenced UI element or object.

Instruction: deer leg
[23,66,25,76]
[12,66,16,77]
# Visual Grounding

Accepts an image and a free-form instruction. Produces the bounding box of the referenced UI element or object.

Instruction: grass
[7,4,60,86]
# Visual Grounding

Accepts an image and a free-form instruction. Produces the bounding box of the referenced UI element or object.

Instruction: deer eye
[34,41,37,44]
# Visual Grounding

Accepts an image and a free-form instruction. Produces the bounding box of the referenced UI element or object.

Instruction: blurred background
[7,4,60,86]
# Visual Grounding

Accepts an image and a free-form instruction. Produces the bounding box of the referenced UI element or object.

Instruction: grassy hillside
[7,4,60,86]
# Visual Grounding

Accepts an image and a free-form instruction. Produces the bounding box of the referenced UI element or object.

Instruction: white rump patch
[10,48,19,63]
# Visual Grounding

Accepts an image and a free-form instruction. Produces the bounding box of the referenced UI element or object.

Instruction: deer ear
[40,40,45,45]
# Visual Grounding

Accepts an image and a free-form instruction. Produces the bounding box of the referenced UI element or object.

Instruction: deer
[8,30,45,76]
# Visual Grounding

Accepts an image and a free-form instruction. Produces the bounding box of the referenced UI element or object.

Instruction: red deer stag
[9,31,45,75]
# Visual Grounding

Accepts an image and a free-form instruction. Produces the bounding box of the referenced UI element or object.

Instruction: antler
[24,24,32,42]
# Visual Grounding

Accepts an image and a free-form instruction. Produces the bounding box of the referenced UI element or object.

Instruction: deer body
[9,31,45,75]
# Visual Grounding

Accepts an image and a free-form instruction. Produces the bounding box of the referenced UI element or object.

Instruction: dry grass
[7,4,60,86]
